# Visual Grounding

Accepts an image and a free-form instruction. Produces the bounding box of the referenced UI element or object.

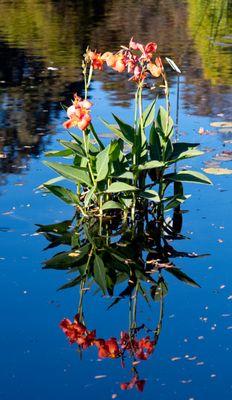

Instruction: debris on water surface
[203,167,232,175]
[94,375,107,379]
[171,357,181,361]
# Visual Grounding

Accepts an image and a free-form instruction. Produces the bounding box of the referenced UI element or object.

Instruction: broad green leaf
[138,160,164,170]
[169,148,204,164]
[59,140,87,158]
[142,99,157,127]
[106,182,138,193]
[101,118,133,146]
[149,124,163,161]
[44,161,92,187]
[45,149,73,157]
[112,114,135,144]
[96,146,110,182]
[94,255,106,294]
[170,142,199,160]
[102,201,123,211]
[139,190,160,202]
[165,170,212,185]
[166,267,200,288]
[38,175,64,189]
[84,186,96,207]
[69,133,99,154]
[116,171,134,180]
[44,185,81,205]
[156,106,174,137]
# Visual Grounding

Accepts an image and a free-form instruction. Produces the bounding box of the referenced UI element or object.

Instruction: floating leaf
[203,168,232,175]
[210,121,232,128]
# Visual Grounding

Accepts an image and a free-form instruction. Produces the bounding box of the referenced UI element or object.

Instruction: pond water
[0,1,232,399]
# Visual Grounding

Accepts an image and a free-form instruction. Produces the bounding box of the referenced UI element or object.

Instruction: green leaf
[101,119,133,146]
[138,160,164,170]
[142,99,157,127]
[168,147,204,163]
[44,185,81,205]
[96,146,110,182]
[112,114,135,144]
[69,133,99,154]
[59,140,87,158]
[44,161,92,187]
[45,149,74,157]
[156,106,174,137]
[106,182,138,193]
[94,255,106,294]
[139,190,160,202]
[166,267,200,288]
[149,124,163,161]
[165,170,212,185]
[84,186,96,207]
[102,201,123,211]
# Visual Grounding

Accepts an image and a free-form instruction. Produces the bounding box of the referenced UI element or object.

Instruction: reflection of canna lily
[121,375,146,392]
[60,314,96,349]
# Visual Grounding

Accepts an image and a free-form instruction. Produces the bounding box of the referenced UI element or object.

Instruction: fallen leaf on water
[203,167,232,175]
[210,121,232,128]
[213,151,232,162]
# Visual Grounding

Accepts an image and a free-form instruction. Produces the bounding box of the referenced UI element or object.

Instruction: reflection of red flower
[95,338,121,359]
[120,375,146,392]
[120,331,155,360]
[60,314,96,348]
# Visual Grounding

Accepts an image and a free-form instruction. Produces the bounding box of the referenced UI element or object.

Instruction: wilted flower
[147,56,164,78]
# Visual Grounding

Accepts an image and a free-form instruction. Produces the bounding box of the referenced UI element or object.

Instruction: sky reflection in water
[0,0,231,399]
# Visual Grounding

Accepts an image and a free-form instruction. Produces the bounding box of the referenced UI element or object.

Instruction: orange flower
[102,52,126,73]
[88,50,104,70]
[147,56,164,77]
[63,94,92,131]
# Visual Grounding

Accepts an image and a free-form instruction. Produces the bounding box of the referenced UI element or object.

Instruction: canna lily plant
[42,38,212,220]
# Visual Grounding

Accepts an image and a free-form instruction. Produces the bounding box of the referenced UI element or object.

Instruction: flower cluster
[120,331,155,360]
[63,94,92,131]
[87,37,164,82]
[60,316,155,360]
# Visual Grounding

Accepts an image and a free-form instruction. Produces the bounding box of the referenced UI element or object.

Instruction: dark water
[0,1,232,399]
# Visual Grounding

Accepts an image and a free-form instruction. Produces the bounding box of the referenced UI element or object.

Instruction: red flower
[94,337,121,359]
[60,314,96,348]
[88,50,104,70]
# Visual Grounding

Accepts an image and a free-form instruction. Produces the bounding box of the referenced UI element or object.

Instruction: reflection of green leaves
[151,278,168,301]
[94,255,107,294]
[166,267,200,288]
